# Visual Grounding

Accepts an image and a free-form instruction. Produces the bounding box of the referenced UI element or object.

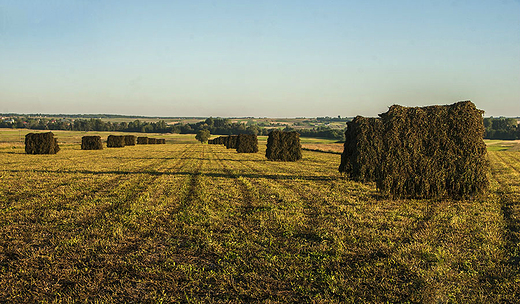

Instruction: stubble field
[0,130,519,303]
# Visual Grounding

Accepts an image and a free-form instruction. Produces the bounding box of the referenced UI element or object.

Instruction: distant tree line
[282,126,345,141]
[0,117,172,133]
[484,117,520,140]
[4,115,517,140]
[0,116,346,140]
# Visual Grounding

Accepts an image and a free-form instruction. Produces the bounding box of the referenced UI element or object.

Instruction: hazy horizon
[1,1,519,117]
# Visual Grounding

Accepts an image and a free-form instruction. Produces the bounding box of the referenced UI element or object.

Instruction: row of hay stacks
[25,133,166,153]
[104,135,166,148]
[137,137,166,145]
[85,135,142,149]
[339,101,489,199]
[25,132,60,154]
[208,136,227,145]
[208,131,301,160]
[209,135,258,153]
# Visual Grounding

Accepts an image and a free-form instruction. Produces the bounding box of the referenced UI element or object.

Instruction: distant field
[1,130,519,302]
[485,139,520,152]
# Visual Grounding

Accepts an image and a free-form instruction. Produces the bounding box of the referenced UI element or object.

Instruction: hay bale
[224,135,238,149]
[107,135,125,148]
[236,134,258,153]
[124,135,137,146]
[25,132,60,154]
[137,137,148,144]
[265,130,302,161]
[148,138,157,144]
[338,116,383,182]
[377,100,489,199]
[157,138,166,144]
[81,136,103,150]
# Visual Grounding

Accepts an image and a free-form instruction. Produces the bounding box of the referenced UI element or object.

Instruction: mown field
[1,130,519,303]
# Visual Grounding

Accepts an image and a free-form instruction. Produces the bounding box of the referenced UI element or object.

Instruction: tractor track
[488,151,520,269]
[177,144,206,209]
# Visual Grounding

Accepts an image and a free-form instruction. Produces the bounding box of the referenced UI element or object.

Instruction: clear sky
[1,0,519,117]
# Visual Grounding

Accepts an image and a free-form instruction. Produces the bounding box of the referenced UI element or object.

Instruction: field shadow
[4,168,338,182]
[181,157,266,162]
[500,193,520,266]
[103,156,266,162]
[0,151,24,154]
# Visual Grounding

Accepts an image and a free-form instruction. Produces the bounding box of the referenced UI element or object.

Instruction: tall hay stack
[124,135,137,146]
[236,134,258,153]
[224,135,238,149]
[25,132,60,154]
[137,137,148,144]
[339,116,383,182]
[107,135,125,148]
[378,101,489,199]
[81,136,103,150]
[339,101,489,199]
[265,130,302,161]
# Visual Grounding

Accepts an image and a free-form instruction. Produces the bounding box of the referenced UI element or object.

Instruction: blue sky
[1,0,519,117]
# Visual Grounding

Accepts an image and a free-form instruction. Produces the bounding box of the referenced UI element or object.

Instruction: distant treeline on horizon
[0,116,347,140]
[1,114,519,140]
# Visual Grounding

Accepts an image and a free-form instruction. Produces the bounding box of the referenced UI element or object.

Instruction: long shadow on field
[104,156,267,162]
[4,169,339,182]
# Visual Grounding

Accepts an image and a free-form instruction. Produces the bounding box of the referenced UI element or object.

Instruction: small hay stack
[124,135,137,146]
[338,116,383,182]
[224,135,238,149]
[377,100,489,199]
[265,130,302,161]
[137,137,148,144]
[25,132,60,154]
[148,138,157,144]
[107,135,125,148]
[236,134,258,153]
[81,136,103,150]
[157,138,166,144]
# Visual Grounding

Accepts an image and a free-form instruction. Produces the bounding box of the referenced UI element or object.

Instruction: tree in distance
[195,129,211,143]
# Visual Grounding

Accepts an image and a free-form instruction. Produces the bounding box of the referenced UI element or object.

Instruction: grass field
[1,130,519,303]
